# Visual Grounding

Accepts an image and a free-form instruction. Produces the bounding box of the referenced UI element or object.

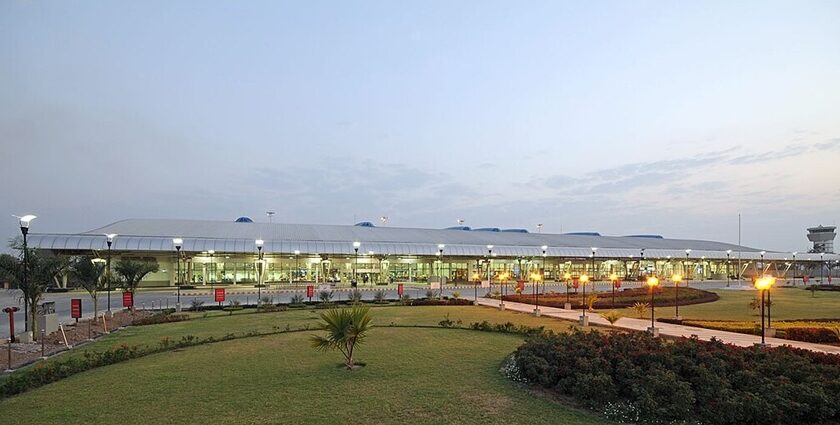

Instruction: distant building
[807,225,836,253]
[21,217,838,287]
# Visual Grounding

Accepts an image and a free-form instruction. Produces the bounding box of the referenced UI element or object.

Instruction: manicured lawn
[49,305,584,361]
[0,325,612,424]
[609,287,840,321]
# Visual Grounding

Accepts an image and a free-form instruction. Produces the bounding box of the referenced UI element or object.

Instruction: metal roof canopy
[22,218,839,262]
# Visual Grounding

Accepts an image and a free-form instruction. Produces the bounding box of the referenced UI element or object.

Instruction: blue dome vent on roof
[473,227,501,232]
[354,221,376,227]
[622,234,664,239]
[501,228,529,233]
[445,226,471,231]
[235,216,254,223]
[565,232,601,236]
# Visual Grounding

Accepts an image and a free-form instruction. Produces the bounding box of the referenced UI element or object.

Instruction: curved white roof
[24,218,838,261]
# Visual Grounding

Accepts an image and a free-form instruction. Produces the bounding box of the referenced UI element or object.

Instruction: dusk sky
[1,1,839,252]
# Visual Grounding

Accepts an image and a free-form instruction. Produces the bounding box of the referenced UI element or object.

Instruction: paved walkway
[476,298,840,355]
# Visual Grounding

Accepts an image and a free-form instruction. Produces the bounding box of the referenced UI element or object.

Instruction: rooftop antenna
[537,223,543,233]
[457,218,465,226]
[266,211,276,223]
[380,216,389,225]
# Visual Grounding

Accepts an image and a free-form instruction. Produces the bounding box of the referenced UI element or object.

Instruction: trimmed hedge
[504,287,719,309]
[404,298,473,306]
[785,327,839,343]
[513,330,840,425]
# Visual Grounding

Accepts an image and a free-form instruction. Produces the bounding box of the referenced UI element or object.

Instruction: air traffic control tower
[808,225,836,253]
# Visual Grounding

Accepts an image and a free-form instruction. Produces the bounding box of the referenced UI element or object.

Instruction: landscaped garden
[504,287,719,309]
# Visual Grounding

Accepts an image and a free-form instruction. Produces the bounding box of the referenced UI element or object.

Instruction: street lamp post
[293,250,300,286]
[106,233,117,315]
[437,244,445,298]
[256,239,264,303]
[486,245,494,306]
[609,273,619,308]
[646,276,660,336]
[672,273,682,320]
[208,250,215,291]
[563,272,572,310]
[726,250,732,287]
[684,249,691,288]
[755,276,776,346]
[172,238,183,311]
[579,274,590,326]
[591,247,598,284]
[821,253,825,284]
[15,214,36,334]
[536,245,547,316]
[792,252,797,285]
[352,242,360,288]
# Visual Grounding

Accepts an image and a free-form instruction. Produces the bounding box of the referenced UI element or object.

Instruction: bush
[373,290,387,303]
[514,330,840,425]
[189,299,205,311]
[405,298,472,306]
[133,312,190,326]
[349,289,363,304]
[290,294,305,305]
[451,291,461,299]
[785,327,839,343]
[318,290,334,304]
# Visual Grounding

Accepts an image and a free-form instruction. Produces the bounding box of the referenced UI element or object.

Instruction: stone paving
[476,298,840,355]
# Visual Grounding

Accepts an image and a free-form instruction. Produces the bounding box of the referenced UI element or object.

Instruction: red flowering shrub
[784,327,839,343]
[514,330,840,425]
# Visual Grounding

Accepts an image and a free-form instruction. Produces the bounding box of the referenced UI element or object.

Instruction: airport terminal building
[23,218,839,288]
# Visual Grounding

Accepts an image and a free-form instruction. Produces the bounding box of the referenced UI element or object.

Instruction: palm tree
[71,256,106,319]
[310,305,373,369]
[114,259,159,309]
[0,246,68,340]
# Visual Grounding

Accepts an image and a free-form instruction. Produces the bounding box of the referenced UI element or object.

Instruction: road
[0,279,754,340]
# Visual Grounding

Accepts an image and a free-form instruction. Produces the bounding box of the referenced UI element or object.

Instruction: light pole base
[674,315,682,321]
[533,308,541,317]
[4,369,13,374]
[105,311,113,319]
[175,303,182,313]
[499,303,506,311]
[766,328,776,338]
[648,327,659,337]
[564,302,572,310]
[579,315,589,326]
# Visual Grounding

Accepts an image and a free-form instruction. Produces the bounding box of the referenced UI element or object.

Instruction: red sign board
[122,292,133,308]
[71,298,82,319]
[214,288,226,303]
[517,281,525,292]
[803,276,809,284]
[614,280,622,289]
[306,285,314,298]
[572,278,579,289]
[397,283,404,296]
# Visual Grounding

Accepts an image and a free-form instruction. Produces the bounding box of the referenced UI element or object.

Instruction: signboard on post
[614,280,622,289]
[397,283,404,296]
[517,281,525,292]
[306,285,314,300]
[214,288,226,303]
[70,298,82,319]
[480,280,490,288]
[430,282,441,290]
[572,278,579,289]
[122,292,133,308]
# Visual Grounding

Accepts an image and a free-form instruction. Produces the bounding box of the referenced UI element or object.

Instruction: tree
[0,247,68,340]
[70,256,106,319]
[310,305,373,369]
[114,259,159,309]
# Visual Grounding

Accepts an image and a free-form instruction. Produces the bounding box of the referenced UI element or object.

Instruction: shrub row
[404,298,473,306]
[513,330,840,425]
[785,327,840,343]
[132,312,191,326]
[505,287,719,309]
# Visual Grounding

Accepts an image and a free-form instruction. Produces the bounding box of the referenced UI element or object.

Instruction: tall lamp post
[15,214,36,333]
[208,250,215,291]
[609,273,619,308]
[591,247,598,284]
[579,274,590,325]
[646,276,660,336]
[293,250,300,286]
[726,249,732,287]
[792,252,797,285]
[684,249,691,288]
[563,272,572,310]
[437,244,445,298]
[672,273,682,320]
[821,253,825,284]
[486,245,494,304]
[755,275,776,346]
[172,238,183,311]
[105,233,117,315]
[538,245,547,315]
[352,241,361,288]
[255,239,264,303]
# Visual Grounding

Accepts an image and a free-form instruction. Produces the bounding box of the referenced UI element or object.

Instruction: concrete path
[476,298,840,355]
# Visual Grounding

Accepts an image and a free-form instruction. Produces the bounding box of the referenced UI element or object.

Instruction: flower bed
[512,330,840,425]
[404,298,472,306]
[503,287,719,309]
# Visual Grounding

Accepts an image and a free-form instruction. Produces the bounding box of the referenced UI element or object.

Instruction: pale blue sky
[1,1,839,251]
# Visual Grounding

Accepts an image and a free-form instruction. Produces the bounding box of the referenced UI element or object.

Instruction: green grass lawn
[0,305,613,425]
[608,287,840,321]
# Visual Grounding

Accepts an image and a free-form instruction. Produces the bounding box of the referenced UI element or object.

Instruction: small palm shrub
[603,311,621,325]
[318,290,334,304]
[290,294,305,305]
[451,291,461,299]
[373,290,386,303]
[310,305,373,370]
[349,289,363,304]
[633,302,649,318]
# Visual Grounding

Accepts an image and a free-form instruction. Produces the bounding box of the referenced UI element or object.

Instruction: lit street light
[105,233,117,315]
[755,275,776,346]
[172,238,183,311]
[792,252,797,285]
[609,273,619,307]
[579,274,590,326]
[352,241,361,288]
[684,249,691,288]
[726,249,732,287]
[646,276,660,336]
[256,239,264,303]
[14,214,36,333]
[437,244,445,298]
[671,274,683,320]
[487,245,494,308]
[563,272,572,310]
